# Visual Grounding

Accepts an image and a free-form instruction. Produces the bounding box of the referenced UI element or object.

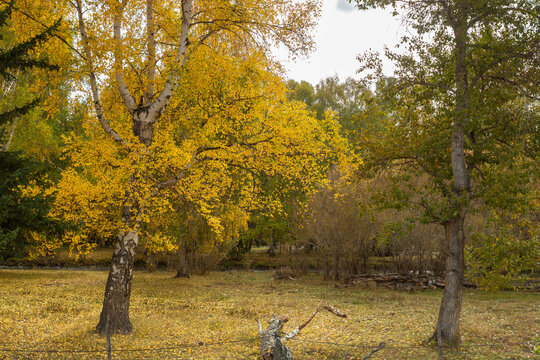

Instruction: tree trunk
[95,94,159,334]
[96,110,153,335]
[435,15,470,345]
[75,0,193,336]
[96,230,138,335]
[268,234,277,257]
[175,242,190,278]
[333,251,340,281]
[436,215,465,344]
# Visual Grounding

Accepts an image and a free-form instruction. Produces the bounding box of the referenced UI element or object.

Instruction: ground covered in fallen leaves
[0,269,538,359]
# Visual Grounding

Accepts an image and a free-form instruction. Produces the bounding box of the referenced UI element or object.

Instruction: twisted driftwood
[257,304,346,360]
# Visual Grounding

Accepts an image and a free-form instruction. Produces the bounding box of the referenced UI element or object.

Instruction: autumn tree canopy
[17,0,351,335]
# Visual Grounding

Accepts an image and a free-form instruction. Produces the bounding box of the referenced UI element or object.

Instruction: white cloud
[273,3,402,84]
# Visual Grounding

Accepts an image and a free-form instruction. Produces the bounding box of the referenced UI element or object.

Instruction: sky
[274,0,404,85]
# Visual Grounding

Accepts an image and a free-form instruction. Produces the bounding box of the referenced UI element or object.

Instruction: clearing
[0,270,538,359]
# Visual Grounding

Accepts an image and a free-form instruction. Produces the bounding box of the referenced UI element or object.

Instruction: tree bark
[2,72,19,152]
[259,316,293,360]
[96,230,138,335]
[436,215,465,344]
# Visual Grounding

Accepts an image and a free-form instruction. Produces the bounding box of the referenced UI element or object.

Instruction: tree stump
[259,316,293,360]
[257,304,346,360]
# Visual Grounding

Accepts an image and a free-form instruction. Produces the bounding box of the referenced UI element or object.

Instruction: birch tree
[52,0,329,335]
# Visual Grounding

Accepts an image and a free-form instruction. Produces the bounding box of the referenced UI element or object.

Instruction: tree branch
[361,342,386,360]
[74,0,123,144]
[488,75,540,101]
[404,79,455,93]
[148,0,193,118]
[155,149,198,190]
[145,0,156,105]
[283,303,346,340]
[0,0,86,60]
[113,0,137,114]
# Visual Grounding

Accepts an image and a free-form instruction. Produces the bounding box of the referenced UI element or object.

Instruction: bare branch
[361,342,386,360]
[145,0,156,105]
[113,0,137,114]
[149,0,193,118]
[321,305,347,318]
[74,0,123,144]
[284,303,347,340]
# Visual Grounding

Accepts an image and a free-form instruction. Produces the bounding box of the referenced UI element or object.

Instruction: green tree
[466,211,538,291]
[286,79,316,108]
[354,0,539,345]
[0,0,66,258]
[0,0,59,129]
[0,151,61,259]
[287,76,384,145]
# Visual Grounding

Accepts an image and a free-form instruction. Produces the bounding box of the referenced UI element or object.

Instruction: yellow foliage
[36,0,352,258]
[27,231,62,259]
[3,0,73,158]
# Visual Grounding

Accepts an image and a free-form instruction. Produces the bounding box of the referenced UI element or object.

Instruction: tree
[466,210,538,291]
[0,0,75,161]
[47,0,337,335]
[0,0,70,257]
[287,76,381,145]
[354,0,539,345]
[286,79,316,108]
[0,0,60,132]
[0,151,62,259]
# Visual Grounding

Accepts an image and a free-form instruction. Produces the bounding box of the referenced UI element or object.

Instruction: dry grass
[0,269,538,359]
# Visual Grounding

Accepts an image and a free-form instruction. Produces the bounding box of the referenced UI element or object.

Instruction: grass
[0,269,538,359]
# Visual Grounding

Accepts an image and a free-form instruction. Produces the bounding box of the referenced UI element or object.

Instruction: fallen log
[344,272,478,290]
[273,267,297,280]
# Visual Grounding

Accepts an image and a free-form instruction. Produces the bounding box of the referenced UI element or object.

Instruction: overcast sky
[274,0,404,85]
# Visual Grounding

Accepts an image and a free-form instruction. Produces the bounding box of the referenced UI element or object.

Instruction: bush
[466,213,538,291]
